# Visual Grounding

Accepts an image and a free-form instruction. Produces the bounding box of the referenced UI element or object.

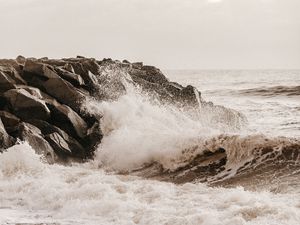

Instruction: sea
[0,70,299,225]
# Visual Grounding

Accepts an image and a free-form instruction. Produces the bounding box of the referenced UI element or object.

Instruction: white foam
[0,143,299,225]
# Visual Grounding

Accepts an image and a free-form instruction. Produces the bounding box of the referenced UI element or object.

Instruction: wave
[239,85,300,97]
[83,83,300,191]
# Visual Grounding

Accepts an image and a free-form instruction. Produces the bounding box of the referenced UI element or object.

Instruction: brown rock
[3,88,51,120]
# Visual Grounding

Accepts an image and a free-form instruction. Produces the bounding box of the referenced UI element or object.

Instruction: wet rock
[55,67,85,87]
[17,122,55,163]
[0,111,20,133]
[140,65,169,84]
[4,88,50,120]
[85,122,102,151]
[45,132,72,156]
[27,119,85,158]
[23,59,86,111]
[46,99,88,139]
[0,118,15,150]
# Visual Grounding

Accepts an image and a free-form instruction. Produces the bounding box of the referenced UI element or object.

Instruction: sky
[0,0,299,69]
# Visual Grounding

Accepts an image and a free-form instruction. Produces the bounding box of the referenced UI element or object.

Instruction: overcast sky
[0,0,299,69]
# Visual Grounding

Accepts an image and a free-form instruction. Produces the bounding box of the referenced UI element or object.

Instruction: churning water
[1,70,299,225]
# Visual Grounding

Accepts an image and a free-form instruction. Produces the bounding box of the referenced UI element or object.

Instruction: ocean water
[0,70,299,225]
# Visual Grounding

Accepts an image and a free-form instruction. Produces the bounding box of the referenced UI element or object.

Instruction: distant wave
[239,85,300,97]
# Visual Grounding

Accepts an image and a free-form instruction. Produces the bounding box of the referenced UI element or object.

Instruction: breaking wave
[83,84,300,191]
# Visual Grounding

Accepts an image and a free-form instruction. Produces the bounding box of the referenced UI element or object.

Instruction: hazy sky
[0,0,299,69]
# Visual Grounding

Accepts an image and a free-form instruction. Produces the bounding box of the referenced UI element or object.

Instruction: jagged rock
[0,111,20,133]
[132,62,143,69]
[23,59,86,111]
[4,88,50,120]
[17,122,55,163]
[0,118,15,150]
[46,99,88,139]
[0,64,26,87]
[55,67,85,87]
[140,65,169,84]
[0,70,16,92]
[179,85,202,106]
[27,119,85,158]
[123,59,130,64]
[45,132,72,156]
[68,61,98,89]
[85,122,102,150]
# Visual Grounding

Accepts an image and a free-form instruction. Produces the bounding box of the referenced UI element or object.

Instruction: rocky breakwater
[0,56,246,163]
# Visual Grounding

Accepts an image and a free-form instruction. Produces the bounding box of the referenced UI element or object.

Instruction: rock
[68,60,99,88]
[132,62,143,69]
[0,111,20,133]
[62,63,75,73]
[0,70,17,92]
[23,59,58,79]
[0,118,15,150]
[4,88,50,120]
[23,59,86,111]
[45,132,73,157]
[140,65,169,84]
[27,119,85,158]
[0,64,26,86]
[16,55,26,65]
[17,122,55,163]
[180,85,202,106]
[46,99,88,139]
[85,122,102,151]
[55,67,85,87]
[123,59,130,64]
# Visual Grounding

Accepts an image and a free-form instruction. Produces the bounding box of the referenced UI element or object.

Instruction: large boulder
[3,88,50,120]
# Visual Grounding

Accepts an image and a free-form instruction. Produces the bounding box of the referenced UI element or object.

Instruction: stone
[3,88,50,120]
[0,111,20,133]
[0,70,17,92]
[140,65,169,84]
[132,62,143,69]
[23,59,86,111]
[85,122,102,151]
[0,118,15,150]
[27,119,85,158]
[46,99,88,139]
[45,132,72,156]
[17,122,55,163]
[55,67,85,87]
